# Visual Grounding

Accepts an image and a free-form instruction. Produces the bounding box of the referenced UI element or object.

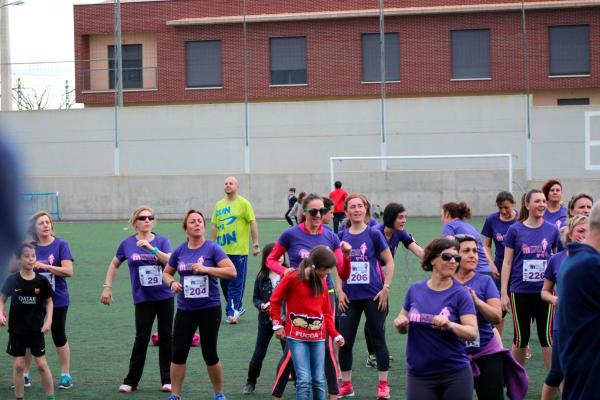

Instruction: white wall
[2,95,598,219]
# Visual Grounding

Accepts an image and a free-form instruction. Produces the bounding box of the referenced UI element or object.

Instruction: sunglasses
[304,207,329,216]
[136,215,155,221]
[440,252,461,263]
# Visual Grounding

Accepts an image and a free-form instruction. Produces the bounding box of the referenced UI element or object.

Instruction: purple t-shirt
[278,225,340,288]
[115,234,174,305]
[457,274,499,355]
[504,221,560,294]
[544,206,568,231]
[168,240,228,311]
[337,218,378,236]
[374,223,415,258]
[403,279,476,377]
[34,237,74,308]
[339,227,388,300]
[545,250,567,331]
[481,212,517,271]
[442,220,490,274]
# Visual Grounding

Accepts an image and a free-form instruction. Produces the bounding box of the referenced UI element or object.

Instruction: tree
[12,77,50,110]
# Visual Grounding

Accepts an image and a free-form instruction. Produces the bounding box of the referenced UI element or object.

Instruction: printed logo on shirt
[177,256,205,272]
[34,288,40,295]
[18,296,37,305]
[495,233,504,242]
[215,206,239,246]
[289,312,323,331]
[408,305,451,326]
[298,248,310,260]
[350,244,368,261]
[131,252,158,262]
[522,239,549,257]
[48,254,55,265]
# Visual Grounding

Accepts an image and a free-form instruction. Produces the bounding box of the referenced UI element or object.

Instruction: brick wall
[74,1,600,105]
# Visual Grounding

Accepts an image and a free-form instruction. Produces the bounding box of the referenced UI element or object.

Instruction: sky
[6,0,100,108]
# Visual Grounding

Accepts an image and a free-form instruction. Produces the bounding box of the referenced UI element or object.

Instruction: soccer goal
[329,153,515,194]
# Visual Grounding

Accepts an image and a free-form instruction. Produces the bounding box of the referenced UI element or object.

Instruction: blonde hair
[27,211,55,242]
[564,214,588,246]
[129,206,155,229]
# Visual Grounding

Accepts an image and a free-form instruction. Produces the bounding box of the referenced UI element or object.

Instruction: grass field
[0,218,548,399]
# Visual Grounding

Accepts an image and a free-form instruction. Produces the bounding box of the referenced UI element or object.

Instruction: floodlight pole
[113,0,123,176]
[378,0,387,171]
[243,0,250,173]
[0,0,25,111]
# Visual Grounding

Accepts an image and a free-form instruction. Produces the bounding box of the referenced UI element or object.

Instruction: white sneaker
[161,383,172,392]
[118,384,138,393]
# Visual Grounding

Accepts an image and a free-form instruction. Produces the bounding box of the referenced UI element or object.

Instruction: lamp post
[1,0,25,111]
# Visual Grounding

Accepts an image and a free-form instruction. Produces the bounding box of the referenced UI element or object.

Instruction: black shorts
[7,332,46,357]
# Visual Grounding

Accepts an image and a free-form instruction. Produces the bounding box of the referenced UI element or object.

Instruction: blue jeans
[220,255,248,317]
[288,339,326,400]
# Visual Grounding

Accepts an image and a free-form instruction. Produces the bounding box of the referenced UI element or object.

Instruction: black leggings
[51,306,69,347]
[510,292,553,348]
[271,336,339,396]
[124,298,174,386]
[339,299,389,372]
[246,321,285,385]
[406,366,474,400]
[172,306,221,366]
[474,352,504,400]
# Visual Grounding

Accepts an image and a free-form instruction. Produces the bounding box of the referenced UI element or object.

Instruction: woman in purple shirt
[540,215,589,400]
[500,189,560,369]
[100,207,174,393]
[28,211,75,389]
[162,210,236,400]
[481,191,518,337]
[541,179,568,232]
[441,201,491,275]
[394,238,478,400]
[454,235,503,400]
[337,194,394,399]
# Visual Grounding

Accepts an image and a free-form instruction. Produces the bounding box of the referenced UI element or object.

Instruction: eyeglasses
[304,208,329,216]
[136,215,155,221]
[440,252,461,263]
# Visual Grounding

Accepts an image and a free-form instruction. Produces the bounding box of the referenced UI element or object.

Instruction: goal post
[329,153,514,194]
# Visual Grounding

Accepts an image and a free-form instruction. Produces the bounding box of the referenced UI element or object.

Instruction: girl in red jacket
[270,246,345,400]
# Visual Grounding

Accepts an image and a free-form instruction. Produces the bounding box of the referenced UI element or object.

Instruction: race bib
[138,265,162,287]
[348,261,370,284]
[183,275,209,299]
[523,260,546,282]
[40,272,55,291]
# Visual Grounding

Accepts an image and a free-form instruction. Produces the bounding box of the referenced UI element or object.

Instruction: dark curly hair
[420,238,459,272]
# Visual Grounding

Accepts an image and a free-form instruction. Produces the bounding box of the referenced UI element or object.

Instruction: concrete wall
[2,94,599,219]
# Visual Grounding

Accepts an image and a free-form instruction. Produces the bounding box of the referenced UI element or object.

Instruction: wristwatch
[253,244,260,249]
[383,284,391,289]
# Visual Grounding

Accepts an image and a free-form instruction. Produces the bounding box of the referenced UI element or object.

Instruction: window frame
[108,43,143,90]
[548,24,590,78]
[450,29,491,81]
[361,32,401,84]
[269,36,308,86]
[185,39,223,89]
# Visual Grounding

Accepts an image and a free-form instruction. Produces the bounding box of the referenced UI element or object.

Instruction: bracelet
[169,280,176,288]
[103,284,112,289]
[253,244,260,248]
[151,247,159,256]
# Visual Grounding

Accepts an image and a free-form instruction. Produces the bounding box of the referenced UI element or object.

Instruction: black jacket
[253,273,275,325]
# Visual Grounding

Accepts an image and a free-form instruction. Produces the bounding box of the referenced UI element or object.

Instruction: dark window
[186,40,222,88]
[549,25,590,76]
[557,98,590,106]
[362,33,400,82]
[270,37,307,85]
[108,44,143,89]
[451,29,490,79]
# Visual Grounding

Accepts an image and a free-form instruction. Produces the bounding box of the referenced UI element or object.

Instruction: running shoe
[525,345,533,360]
[166,396,181,400]
[242,383,255,395]
[10,375,31,389]
[376,381,390,399]
[161,383,172,392]
[365,354,377,368]
[118,384,139,393]
[225,315,238,324]
[234,307,247,320]
[58,374,73,389]
[338,381,355,398]
[215,392,227,400]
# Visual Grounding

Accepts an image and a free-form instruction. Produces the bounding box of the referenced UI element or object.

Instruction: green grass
[0,219,547,399]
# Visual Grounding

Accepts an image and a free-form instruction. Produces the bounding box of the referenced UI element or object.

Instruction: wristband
[151,247,159,256]
[383,284,390,289]
[103,284,112,289]
[334,334,344,343]
[169,280,176,288]
[272,324,284,331]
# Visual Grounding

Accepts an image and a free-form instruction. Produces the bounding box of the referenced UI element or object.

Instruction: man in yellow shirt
[211,176,260,324]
